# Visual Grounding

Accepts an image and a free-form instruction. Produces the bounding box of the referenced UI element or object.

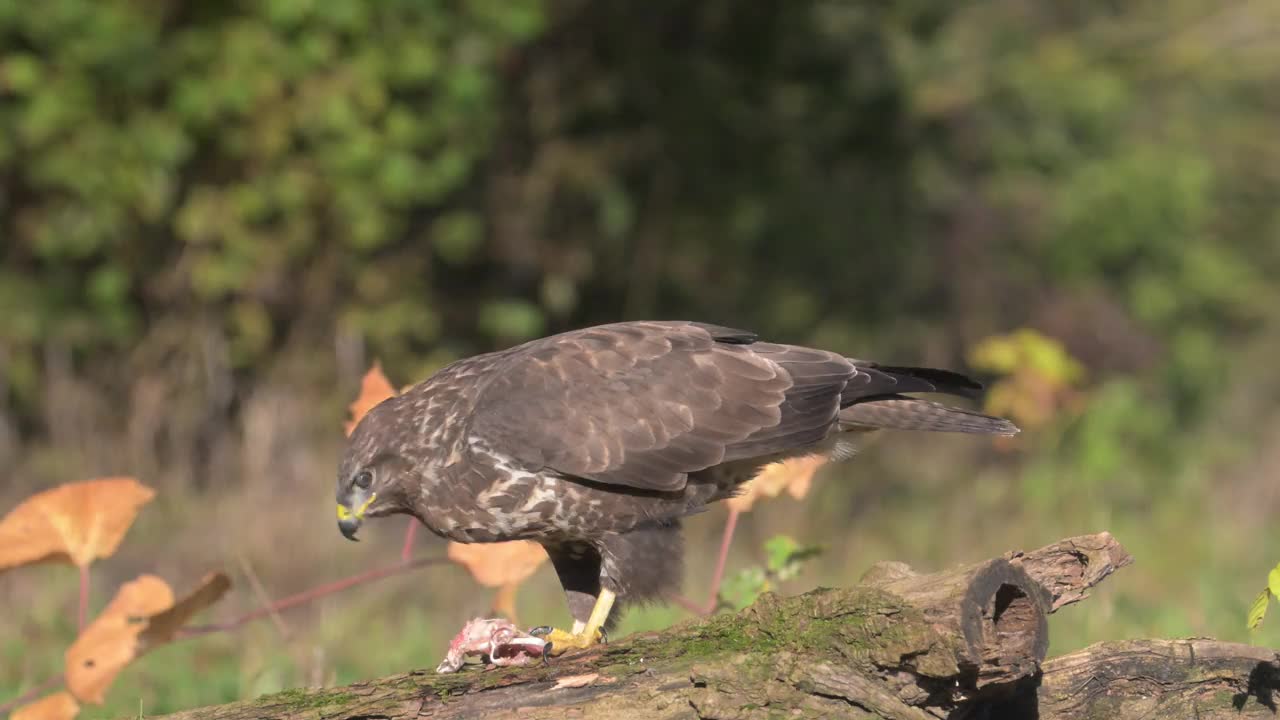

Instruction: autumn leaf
[0,478,155,573]
[65,572,231,704]
[968,329,1086,435]
[11,692,80,720]
[448,541,548,622]
[448,541,548,588]
[345,362,397,436]
[144,571,233,645]
[726,454,829,513]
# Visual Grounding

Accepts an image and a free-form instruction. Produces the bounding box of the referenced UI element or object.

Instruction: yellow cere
[337,493,378,521]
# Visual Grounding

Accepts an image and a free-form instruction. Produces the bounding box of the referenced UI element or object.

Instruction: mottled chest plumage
[416,439,694,544]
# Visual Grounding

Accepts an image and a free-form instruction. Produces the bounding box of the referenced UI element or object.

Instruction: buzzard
[337,321,1017,655]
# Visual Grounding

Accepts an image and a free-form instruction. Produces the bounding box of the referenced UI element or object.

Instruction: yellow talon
[540,627,605,656]
[534,588,616,656]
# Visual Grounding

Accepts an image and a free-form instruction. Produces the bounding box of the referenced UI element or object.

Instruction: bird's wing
[467,321,858,492]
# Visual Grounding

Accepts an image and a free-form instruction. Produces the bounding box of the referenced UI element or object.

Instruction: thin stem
[78,564,89,632]
[670,507,741,616]
[492,583,519,624]
[400,519,419,564]
[235,552,290,639]
[177,554,448,639]
[706,508,739,607]
[0,673,64,716]
[667,592,706,615]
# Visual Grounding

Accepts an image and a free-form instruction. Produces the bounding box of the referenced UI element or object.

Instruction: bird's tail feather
[853,363,985,400]
[839,396,1019,436]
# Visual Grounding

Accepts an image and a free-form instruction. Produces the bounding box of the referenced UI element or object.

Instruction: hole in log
[985,583,1036,667]
[959,559,1049,691]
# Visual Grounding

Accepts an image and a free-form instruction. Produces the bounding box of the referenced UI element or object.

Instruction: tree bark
[153,533,1280,720]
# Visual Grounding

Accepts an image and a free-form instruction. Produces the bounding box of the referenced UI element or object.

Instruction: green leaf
[763,535,823,581]
[764,535,801,572]
[1248,588,1270,631]
[1267,564,1280,598]
[720,567,767,610]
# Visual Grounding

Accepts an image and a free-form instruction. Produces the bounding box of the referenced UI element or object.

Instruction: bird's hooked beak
[337,491,377,541]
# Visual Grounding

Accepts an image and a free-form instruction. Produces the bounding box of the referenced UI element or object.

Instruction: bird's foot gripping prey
[528,589,613,655]
[335,321,1019,669]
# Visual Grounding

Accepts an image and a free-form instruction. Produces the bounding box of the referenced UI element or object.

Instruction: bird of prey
[337,320,1018,656]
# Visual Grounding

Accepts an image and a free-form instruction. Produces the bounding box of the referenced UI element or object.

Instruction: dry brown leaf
[11,692,80,720]
[0,478,156,572]
[448,541,548,588]
[725,454,829,513]
[551,672,600,690]
[65,572,231,704]
[143,571,232,645]
[345,362,397,436]
[65,575,171,704]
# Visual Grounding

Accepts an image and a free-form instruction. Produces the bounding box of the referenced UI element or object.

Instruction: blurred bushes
[2,0,1279,455]
[0,0,544,408]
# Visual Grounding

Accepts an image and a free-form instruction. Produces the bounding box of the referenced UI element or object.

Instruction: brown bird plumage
[336,321,1017,648]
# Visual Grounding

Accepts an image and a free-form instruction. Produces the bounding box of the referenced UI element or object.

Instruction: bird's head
[336,399,414,541]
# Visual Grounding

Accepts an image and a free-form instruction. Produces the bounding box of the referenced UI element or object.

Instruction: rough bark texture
[152,533,1279,720]
[1004,532,1134,612]
[1035,639,1280,719]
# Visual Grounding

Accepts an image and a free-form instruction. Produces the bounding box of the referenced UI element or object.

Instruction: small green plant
[718,536,823,611]
[1246,563,1280,631]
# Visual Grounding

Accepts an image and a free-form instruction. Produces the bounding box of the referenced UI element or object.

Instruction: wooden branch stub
[1006,531,1133,612]
[863,557,1050,694]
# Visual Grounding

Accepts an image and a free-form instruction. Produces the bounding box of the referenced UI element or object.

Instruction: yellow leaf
[726,454,828,513]
[345,362,398,436]
[1248,588,1271,631]
[968,335,1019,374]
[447,541,547,588]
[11,692,80,720]
[65,572,230,704]
[0,478,155,572]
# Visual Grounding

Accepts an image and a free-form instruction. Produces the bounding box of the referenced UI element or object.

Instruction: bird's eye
[354,471,373,489]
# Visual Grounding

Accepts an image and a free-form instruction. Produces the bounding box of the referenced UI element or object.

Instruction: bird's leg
[531,588,615,655]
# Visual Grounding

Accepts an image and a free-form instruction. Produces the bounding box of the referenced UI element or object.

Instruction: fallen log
[152,533,1280,720]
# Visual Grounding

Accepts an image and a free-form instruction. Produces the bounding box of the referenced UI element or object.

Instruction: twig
[668,591,705,615]
[0,673,64,717]
[400,519,419,563]
[177,554,448,638]
[707,508,739,607]
[77,564,89,632]
[492,583,520,624]
[235,552,290,639]
[671,507,740,615]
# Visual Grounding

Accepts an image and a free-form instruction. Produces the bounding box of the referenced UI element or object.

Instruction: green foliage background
[3,0,1280,714]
